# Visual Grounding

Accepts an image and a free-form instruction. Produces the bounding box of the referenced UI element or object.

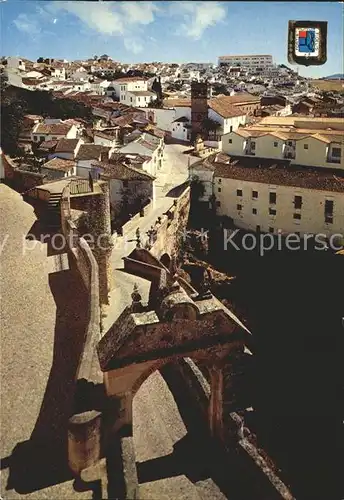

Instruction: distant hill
[323,74,344,80]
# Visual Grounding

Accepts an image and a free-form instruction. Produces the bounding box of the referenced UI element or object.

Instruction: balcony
[327,156,341,164]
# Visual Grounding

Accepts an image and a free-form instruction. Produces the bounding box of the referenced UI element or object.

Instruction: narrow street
[102,143,198,332]
[102,145,227,499]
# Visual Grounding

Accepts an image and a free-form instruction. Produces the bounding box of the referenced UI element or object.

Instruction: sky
[1,1,343,78]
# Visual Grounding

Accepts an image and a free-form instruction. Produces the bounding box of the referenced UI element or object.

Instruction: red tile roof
[34,122,74,136]
[55,138,80,153]
[95,161,155,181]
[208,97,248,118]
[42,158,75,172]
[113,76,147,83]
[76,144,111,161]
[203,153,344,193]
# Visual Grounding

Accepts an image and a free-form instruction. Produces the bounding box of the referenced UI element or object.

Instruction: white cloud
[120,2,159,25]
[124,38,144,54]
[55,2,125,35]
[39,1,160,53]
[175,1,227,40]
[13,13,40,35]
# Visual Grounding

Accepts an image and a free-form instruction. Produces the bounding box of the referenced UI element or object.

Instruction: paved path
[0,184,90,499]
[102,144,198,332]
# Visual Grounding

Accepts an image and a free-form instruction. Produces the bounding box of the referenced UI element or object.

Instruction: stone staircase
[46,192,62,228]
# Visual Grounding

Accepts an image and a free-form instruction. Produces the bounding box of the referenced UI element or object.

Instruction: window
[304,144,308,150]
[252,208,257,215]
[251,142,256,150]
[252,190,258,199]
[293,213,301,220]
[288,141,293,146]
[123,180,128,187]
[218,188,221,193]
[216,201,221,207]
[33,136,38,141]
[230,126,233,133]
[294,195,302,209]
[130,97,133,102]
[273,141,278,147]
[236,189,243,196]
[218,178,222,183]
[325,200,334,223]
[269,208,276,216]
[332,147,341,158]
[269,192,276,204]
[228,139,232,144]
[40,136,45,142]
[269,227,274,233]
[256,225,261,232]
[237,204,242,210]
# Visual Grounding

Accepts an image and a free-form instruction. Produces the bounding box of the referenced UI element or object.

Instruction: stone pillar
[89,182,113,305]
[68,410,102,475]
[208,364,224,440]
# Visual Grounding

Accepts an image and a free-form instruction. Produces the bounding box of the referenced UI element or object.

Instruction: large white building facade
[218,54,273,73]
[189,114,344,245]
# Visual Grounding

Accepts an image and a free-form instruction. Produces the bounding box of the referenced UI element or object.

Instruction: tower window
[269,192,277,204]
[294,195,302,209]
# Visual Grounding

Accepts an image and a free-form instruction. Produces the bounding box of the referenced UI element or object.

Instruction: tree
[151,77,163,103]
[37,57,44,63]
[0,90,27,156]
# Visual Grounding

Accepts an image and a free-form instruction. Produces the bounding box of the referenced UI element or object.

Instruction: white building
[6,57,26,72]
[50,65,66,80]
[213,158,344,241]
[94,129,121,148]
[127,90,156,108]
[222,116,344,171]
[119,132,164,177]
[218,54,273,73]
[52,138,84,160]
[31,121,78,143]
[171,116,191,142]
[41,158,76,181]
[112,77,149,105]
[70,66,89,81]
[76,144,112,178]
[190,153,344,242]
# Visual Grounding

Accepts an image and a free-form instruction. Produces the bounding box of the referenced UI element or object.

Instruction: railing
[327,156,341,164]
[70,178,92,195]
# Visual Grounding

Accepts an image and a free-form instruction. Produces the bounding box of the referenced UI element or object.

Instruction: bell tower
[191,81,209,143]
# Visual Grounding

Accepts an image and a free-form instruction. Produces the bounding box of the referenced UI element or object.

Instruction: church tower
[191,81,209,143]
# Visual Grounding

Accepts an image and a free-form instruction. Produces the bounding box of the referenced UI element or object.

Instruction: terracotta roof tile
[206,154,344,193]
[94,161,155,181]
[76,144,110,161]
[43,158,75,172]
[55,138,80,153]
[208,97,246,118]
[34,122,73,136]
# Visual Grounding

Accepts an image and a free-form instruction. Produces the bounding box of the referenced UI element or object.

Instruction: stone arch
[131,360,167,397]
[160,252,171,270]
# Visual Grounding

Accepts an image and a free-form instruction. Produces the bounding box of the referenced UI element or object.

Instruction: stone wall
[174,357,295,500]
[2,154,45,192]
[61,185,104,475]
[149,185,191,260]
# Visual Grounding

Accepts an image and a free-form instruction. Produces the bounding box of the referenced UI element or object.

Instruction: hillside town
[1,49,343,500]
